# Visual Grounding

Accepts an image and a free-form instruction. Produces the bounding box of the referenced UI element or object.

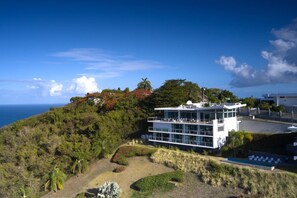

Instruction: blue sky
[0,0,297,104]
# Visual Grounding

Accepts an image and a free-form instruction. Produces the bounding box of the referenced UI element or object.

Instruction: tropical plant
[137,78,152,91]
[20,187,27,198]
[97,181,121,198]
[44,167,66,192]
[71,158,88,175]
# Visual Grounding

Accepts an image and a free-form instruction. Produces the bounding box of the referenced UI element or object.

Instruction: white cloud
[29,78,63,96]
[52,48,164,79]
[216,19,297,87]
[269,39,296,52]
[69,76,99,94]
[49,80,63,96]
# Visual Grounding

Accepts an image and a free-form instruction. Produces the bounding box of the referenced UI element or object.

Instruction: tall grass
[151,148,297,198]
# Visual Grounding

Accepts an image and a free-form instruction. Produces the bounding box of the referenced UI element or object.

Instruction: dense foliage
[150,79,201,107]
[133,170,184,193]
[111,145,157,165]
[205,88,238,103]
[0,89,149,197]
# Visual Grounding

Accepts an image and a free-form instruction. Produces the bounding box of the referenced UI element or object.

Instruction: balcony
[149,136,213,147]
[147,117,217,124]
[148,127,213,136]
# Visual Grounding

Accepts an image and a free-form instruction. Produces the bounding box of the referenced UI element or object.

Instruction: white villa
[147,101,246,149]
[262,93,297,107]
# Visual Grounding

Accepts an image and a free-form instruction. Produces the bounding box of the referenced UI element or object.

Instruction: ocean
[0,104,65,128]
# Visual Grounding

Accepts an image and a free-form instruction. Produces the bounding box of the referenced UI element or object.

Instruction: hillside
[0,79,204,197]
[0,89,151,197]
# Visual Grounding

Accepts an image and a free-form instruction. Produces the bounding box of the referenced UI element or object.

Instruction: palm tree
[45,167,66,192]
[71,158,88,175]
[137,78,152,91]
[20,187,27,198]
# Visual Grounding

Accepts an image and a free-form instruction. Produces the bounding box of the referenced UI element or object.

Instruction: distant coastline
[0,104,65,128]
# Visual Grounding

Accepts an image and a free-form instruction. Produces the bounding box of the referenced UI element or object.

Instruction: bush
[111,146,156,165]
[113,166,126,173]
[97,181,121,198]
[134,170,184,193]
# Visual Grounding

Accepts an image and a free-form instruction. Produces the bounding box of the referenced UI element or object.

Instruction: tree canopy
[150,79,201,107]
[137,78,152,91]
[204,88,238,103]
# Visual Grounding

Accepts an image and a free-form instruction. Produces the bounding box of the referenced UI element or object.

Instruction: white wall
[278,97,297,106]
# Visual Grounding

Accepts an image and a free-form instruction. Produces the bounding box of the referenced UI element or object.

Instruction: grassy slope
[151,148,297,198]
[0,95,149,197]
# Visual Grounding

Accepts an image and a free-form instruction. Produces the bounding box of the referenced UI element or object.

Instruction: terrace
[147,117,224,125]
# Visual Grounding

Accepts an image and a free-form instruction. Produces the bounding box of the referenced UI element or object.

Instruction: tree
[45,167,66,192]
[205,88,238,103]
[241,97,256,107]
[150,79,201,107]
[137,78,152,91]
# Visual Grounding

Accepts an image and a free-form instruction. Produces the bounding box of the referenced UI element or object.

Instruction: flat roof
[263,93,297,97]
[154,102,246,111]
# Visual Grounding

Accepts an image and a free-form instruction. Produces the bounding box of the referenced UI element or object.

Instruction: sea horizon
[0,103,66,128]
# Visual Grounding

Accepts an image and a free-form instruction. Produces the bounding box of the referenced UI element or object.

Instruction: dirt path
[86,157,174,198]
[42,156,173,198]
[42,158,118,198]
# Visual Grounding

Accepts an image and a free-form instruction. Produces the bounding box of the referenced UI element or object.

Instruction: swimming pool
[224,158,275,170]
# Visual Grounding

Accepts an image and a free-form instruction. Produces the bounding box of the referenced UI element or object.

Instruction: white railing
[149,137,213,147]
[147,117,218,124]
[148,127,213,136]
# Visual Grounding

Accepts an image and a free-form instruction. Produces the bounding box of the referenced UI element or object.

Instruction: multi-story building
[262,93,297,107]
[147,101,246,149]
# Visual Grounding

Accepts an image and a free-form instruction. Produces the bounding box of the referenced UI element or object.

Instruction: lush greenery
[205,88,238,103]
[221,130,253,157]
[149,79,201,107]
[44,167,66,192]
[222,131,297,157]
[136,78,152,91]
[151,148,297,198]
[132,170,184,197]
[111,145,157,165]
[0,88,150,197]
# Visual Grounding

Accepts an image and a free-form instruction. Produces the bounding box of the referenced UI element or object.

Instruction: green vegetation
[205,88,238,103]
[111,145,157,165]
[150,79,201,107]
[137,77,152,91]
[221,130,253,157]
[0,86,150,197]
[132,170,184,197]
[222,131,297,157]
[151,148,297,198]
[44,167,66,192]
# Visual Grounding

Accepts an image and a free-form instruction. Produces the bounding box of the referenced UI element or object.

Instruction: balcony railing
[149,136,213,147]
[148,127,213,136]
[147,117,217,124]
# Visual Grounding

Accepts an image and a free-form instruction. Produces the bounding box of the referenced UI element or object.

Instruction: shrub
[97,181,121,198]
[113,166,126,173]
[134,170,184,193]
[111,146,156,165]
